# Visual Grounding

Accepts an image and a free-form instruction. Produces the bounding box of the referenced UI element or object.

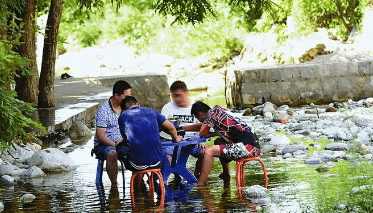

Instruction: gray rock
[21,166,46,178]
[4,144,34,164]
[293,150,306,156]
[243,185,267,198]
[0,164,24,176]
[263,102,276,114]
[0,175,16,186]
[364,98,373,107]
[354,114,373,127]
[0,202,3,212]
[261,145,276,154]
[0,158,2,165]
[277,105,289,112]
[283,153,292,159]
[20,194,36,203]
[69,121,93,140]
[281,145,308,155]
[325,143,348,151]
[264,112,273,121]
[270,135,291,147]
[351,185,371,193]
[304,157,322,165]
[28,148,76,173]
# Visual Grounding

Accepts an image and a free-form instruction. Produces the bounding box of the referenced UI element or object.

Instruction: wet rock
[20,194,36,203]
[28,148,76,173]
[252,104,264,115]
[264,202,302,213]
[69,121,93,141]
[0,175,16,186]
[325,143,348,151]
[21,166,46,178]
[243,185,267,198]
[0,164,25,176]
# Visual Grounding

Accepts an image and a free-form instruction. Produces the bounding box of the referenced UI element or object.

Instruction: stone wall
[93,73,171,111]
[226,61,373,108]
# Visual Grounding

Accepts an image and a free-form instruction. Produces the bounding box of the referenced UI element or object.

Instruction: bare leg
[195,145,222,187]
[194,157,202,178]
[106,150,118,186]
[219,157,231,181]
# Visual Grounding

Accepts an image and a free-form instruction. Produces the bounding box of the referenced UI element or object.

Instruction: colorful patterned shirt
[205,105,259,148]
[94,98,123,146]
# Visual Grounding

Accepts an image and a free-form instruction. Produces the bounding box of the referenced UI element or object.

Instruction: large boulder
[69,120,93,141]
[28,148,76,173]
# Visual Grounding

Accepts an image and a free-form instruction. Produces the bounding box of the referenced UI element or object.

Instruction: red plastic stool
[130,168,165,209]
[235,157,268,188]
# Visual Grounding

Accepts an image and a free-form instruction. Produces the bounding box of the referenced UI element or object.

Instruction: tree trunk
[38,0,64,108]
[15,0,39,103]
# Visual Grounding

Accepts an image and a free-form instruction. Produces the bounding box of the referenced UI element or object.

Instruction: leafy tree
[0,6,45,150]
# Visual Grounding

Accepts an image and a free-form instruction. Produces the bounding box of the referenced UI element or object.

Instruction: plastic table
[161,136,210,184]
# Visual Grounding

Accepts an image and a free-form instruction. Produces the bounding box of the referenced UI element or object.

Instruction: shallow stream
[0,131,318,212]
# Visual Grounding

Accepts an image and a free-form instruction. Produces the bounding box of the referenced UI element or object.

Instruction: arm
[96,128,118,147]
[180,123,202,131]
[162,120,182,142]
[199,123,218,137]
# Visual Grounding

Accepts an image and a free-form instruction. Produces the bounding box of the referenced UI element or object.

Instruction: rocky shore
[1,97,373,211]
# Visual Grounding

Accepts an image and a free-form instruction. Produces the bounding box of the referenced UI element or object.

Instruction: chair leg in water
[235,157,268,188]
[130,168,165,210]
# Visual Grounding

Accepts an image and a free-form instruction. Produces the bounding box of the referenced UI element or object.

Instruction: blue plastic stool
[91,149,126,206]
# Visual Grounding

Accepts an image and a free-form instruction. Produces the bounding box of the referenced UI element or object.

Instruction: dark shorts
[93,144,116,160]
[116,144,162,171]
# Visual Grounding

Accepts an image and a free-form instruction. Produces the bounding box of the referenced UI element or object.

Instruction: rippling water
[0,134,315,212]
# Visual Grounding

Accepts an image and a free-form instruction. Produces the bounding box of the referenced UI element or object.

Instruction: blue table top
[161,136,210,146]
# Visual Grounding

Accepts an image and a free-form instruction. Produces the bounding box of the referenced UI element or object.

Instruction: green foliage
[294,0,371,40]
[155,0,215,25]
[0,6,46,151]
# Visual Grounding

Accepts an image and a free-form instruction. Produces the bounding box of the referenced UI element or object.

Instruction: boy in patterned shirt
[191,101,261,187]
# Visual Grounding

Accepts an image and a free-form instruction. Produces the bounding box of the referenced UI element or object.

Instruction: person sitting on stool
[116,96,182,184]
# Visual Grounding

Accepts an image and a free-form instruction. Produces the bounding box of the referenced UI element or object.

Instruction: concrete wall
[93,73,171,112]
[226,61,373,108]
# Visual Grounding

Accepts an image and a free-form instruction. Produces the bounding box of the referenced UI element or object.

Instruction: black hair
[191,101,211,118]
[113,80,131,96]
[120,96,138,111]
[170,80,187,92]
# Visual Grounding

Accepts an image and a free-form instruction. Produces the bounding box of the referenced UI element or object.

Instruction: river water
[0,100,315,212]
[0,131,315,212]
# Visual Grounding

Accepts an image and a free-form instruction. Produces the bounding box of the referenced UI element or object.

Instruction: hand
[174,135,183,143]
[198,143,206,150]
[114,140,121,146]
